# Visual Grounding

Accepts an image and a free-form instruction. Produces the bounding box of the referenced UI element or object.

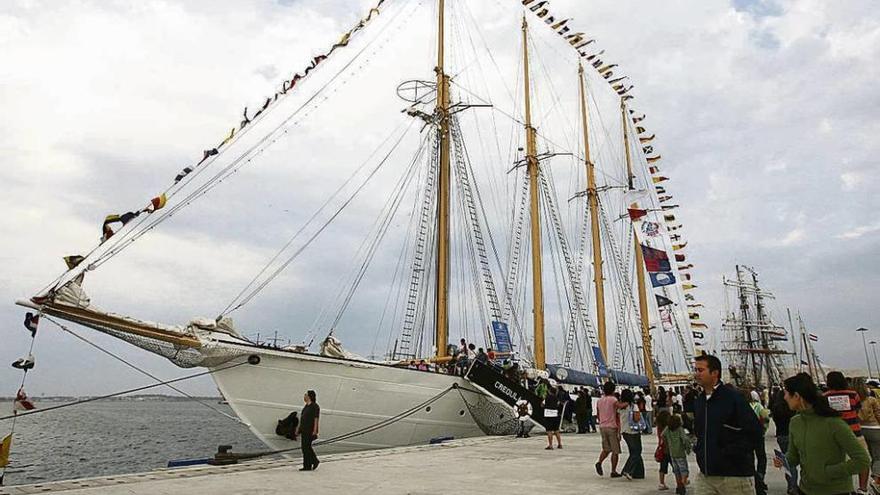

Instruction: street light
[858,327,872,378]
[870,340,880,381]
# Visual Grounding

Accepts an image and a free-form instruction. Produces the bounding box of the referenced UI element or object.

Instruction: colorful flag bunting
[0,433,10,468]
[683,283,697,290]
[691,322,708,329]
[664,214,676,222]
[655,294,674,307]
[174,166,194,183]
[101,212,140,242]
[675,254,686,262]
[64,255,85,269]
[641,245,671,273]
[646,155,662,163]
[660,306,674,332]
[673,242,688,251]
[219,127,235,147]
[23,312,39,337]
[652,176,669,184]
[148,193,167,212]
[649,272,676,288]
[627,208,648,221]
[809,333,818,342]
[639,134,655,143]
[14,388,35,411]
[640,221,661,237]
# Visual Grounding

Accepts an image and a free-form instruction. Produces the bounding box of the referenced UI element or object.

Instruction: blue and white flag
[649,272,676,288]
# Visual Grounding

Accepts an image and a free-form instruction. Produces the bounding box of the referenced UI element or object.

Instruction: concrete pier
[0,433,790,494]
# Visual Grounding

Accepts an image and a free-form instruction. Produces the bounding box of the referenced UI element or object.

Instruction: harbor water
[0,399,270,486]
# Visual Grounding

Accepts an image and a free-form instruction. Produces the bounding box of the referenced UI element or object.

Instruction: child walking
[654,410,672,490]
[663,414,692,495]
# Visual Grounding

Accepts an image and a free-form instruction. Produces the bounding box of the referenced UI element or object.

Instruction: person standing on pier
[619,388,646,480]
[692,354,761,495]
[297,390,320,471]
[774,372,869,495]
[595,381,625,478]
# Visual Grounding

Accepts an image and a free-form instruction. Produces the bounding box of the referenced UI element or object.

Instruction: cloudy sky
[1,0,877,398]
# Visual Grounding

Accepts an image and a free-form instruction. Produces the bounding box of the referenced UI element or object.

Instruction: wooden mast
[434,0,451,358]
[623,100,655,390]
[522,17,545,370]
[578,63,607,361]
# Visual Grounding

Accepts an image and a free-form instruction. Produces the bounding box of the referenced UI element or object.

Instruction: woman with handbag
[619,389,646,480]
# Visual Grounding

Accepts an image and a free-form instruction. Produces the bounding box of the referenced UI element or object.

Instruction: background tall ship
[14,0,709,455]
[721,265,794,389]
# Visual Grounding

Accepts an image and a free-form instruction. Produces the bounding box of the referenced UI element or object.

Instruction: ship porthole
[459,410,465,416]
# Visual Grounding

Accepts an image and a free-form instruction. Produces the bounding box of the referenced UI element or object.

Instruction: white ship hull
[209,342,489,454]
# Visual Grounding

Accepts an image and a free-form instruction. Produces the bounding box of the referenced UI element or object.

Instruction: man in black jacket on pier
[692,354,762,495]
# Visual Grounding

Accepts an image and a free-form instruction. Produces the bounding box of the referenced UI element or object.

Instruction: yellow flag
[0,433,11,468]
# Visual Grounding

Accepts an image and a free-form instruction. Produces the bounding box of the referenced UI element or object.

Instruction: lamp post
[871,340,880,381]
[858,327,872,378]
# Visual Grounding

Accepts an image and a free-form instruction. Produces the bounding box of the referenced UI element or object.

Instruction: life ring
[514,399,532,419]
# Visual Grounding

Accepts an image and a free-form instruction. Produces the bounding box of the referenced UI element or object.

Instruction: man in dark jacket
[693,354,762,494]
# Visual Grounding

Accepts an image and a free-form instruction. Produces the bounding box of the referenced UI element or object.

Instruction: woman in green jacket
[774,372,870,495]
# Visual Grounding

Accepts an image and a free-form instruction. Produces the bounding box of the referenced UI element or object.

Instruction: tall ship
[11,0,709,456]
[721,265,791,389]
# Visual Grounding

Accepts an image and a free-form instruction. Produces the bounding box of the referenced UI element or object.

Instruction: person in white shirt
[644,389,654,434]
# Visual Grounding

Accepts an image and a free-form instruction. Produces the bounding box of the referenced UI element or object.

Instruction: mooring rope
[207,384,461,462]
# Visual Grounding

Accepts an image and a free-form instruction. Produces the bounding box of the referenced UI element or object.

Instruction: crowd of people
[524,354,874,495]
[393,340,875,494]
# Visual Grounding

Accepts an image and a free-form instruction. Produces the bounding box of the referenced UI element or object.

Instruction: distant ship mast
[722,265,790,388]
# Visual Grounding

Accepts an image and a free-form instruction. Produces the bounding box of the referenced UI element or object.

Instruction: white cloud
[841,171,863,190]
[837,222,880,240]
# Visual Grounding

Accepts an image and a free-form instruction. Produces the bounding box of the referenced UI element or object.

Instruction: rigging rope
[40,0,417,296]
[0,360,251,422]
[224,120,417,314]
[42,316,245,424]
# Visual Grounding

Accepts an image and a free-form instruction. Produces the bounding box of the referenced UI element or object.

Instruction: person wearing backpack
[620,388,646,480]
[664,414,693,495]
[748,390,771,495]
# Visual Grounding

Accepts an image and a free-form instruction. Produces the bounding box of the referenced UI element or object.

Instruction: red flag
[14,388,35,411]
[628,208,648,221]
